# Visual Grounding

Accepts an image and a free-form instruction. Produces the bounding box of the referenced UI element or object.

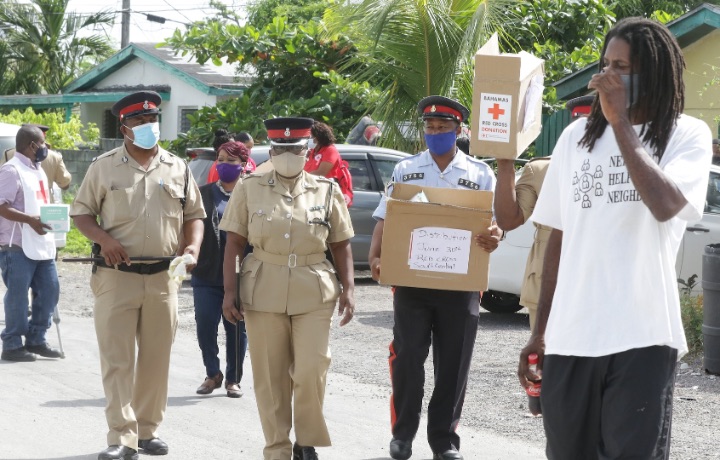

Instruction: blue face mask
[127,122,160,149]
[33,142,48,163]
[424,131,457,156]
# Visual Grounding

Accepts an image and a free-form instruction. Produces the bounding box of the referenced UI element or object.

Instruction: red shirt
[304,144,341,178]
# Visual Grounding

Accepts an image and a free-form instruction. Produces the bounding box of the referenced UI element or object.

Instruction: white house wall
[682,29,720,136]
[80,57,219,141]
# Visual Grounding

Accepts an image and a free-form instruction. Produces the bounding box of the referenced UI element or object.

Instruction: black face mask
[33,142,48,163]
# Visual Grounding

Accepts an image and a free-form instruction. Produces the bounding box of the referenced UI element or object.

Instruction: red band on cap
[571,106,592,117]
[423,105,462,120]
[267,128,311,138]
[119,101,157,118]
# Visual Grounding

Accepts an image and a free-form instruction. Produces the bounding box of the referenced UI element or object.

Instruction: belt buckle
[288,254,297,268]
[138,264,152,275]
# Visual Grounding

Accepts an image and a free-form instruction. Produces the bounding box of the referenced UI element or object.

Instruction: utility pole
[121,0,130,48]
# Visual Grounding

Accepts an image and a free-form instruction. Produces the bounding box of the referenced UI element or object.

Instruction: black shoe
[138,438,168,456]
[389,438,412,460]
[433,446,463,460]
[25,343,63,359]
[97,445,138,460]
[293,443,319,460]
[1,347,36,362]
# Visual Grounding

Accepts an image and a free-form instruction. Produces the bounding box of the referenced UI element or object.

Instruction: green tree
[508,0,615,109]
[164,14,377,152]
[247,0,331,29]
[608,0,720,19]
[0,0,115,95]
[326,0,516,152]
[0,108,100,149]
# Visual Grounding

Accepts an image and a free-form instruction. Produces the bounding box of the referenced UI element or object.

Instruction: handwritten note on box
[408,227,472,275]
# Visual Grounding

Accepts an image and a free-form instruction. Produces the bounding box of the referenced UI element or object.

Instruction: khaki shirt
[220,171,354,315]
[70,144,205,257]
[3,148,72,200]
[516,157,551,309]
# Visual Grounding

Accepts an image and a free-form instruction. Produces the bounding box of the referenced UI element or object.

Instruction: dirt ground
[52,262,720,459]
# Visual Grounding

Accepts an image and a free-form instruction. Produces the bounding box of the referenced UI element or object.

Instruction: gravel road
[53,262,720,459]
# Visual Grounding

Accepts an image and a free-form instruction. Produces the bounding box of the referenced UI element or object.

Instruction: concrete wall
[79,58,220,141]
[57,148,103,188]
[683,29,720,137]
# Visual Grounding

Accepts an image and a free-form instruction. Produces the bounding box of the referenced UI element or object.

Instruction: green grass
[58,187,92,257]
[681,293,704,356]
[60,224,92,256]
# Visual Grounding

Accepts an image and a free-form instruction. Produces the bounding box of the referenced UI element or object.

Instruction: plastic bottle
[526,353,542,415]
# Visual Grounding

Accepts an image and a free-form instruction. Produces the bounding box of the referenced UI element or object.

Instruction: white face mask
[271,152,306,177]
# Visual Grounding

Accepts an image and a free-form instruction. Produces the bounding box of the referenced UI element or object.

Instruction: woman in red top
[305,121,341,178]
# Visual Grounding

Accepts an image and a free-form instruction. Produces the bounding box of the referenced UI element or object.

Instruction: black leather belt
[94,260,171,275]
[0,244,22,252]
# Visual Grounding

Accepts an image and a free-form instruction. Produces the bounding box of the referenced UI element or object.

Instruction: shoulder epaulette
[91,147,122,163]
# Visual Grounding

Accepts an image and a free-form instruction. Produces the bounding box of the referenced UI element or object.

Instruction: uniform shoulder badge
[92,148,120,163]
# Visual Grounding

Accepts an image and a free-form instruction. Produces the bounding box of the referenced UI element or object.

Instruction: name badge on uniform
[309,205,325,211]
[458,178,480,190]
[402,173,424,181]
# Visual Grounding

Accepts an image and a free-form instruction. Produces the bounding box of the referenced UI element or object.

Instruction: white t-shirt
[532,114,712,358]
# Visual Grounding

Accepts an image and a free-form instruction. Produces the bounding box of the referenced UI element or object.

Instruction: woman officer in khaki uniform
[219,117,355,460]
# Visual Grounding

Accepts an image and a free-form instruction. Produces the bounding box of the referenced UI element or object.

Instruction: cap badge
[143,101,149,110]
[284,128,291,137]
[430,105,437,113]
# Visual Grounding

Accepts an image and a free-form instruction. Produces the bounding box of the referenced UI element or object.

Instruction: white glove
[169,253,196,284]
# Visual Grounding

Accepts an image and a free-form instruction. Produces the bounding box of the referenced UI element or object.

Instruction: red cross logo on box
[488,103,505,120]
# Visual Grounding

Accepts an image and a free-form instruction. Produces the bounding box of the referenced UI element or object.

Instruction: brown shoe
[225,381,243,398]
[196,372,223,395]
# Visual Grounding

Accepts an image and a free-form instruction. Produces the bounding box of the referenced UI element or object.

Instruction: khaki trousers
[91,267,178,449]
[244,307,333,460]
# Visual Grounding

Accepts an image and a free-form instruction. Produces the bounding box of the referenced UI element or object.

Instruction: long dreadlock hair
[579,17,685,160]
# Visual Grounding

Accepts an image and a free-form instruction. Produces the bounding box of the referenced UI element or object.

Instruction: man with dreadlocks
[517,18,712,459]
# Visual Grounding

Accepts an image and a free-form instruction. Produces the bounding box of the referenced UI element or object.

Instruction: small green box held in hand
[40,204,70,232]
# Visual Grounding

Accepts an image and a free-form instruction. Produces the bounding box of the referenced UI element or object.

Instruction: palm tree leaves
[0,0,114,95]
[327,0,518,152]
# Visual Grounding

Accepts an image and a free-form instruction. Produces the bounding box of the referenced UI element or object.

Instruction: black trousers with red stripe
[389,286,479,453]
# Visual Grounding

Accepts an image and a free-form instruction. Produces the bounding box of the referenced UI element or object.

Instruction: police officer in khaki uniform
[70,91,205,460]
[495,95,594,329]
[2,124,72,202]
[220,117,355,460]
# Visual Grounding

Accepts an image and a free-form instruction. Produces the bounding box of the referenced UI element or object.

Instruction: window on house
[103,110,122,139]
[178,107,198,133]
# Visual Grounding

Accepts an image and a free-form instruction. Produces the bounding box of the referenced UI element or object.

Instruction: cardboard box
[40,204,70,232]
[379,183,493,291]
[470,33,545,159]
